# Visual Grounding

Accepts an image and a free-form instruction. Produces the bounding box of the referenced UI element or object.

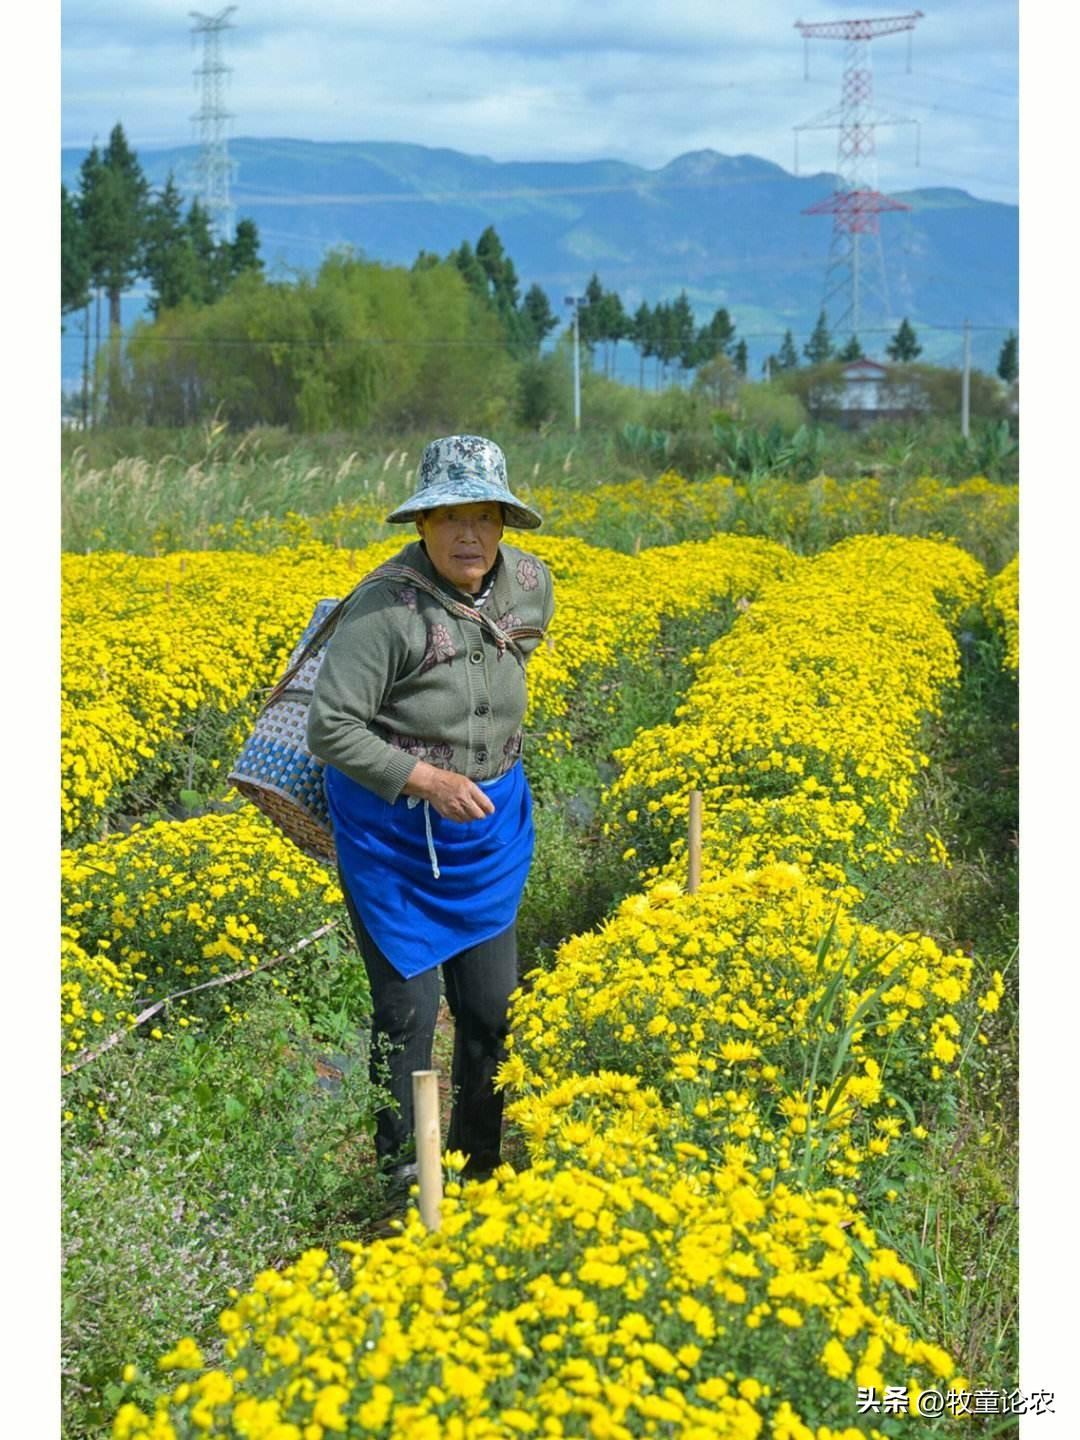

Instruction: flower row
[61,810,343,1073]
[600,535,986,894]
[983,555,1019,675]
[114,534,992,1437]
[143,473,1017,569]
[503,539,989,1191]
[61,540,400,845]
[114,1155,967,1440]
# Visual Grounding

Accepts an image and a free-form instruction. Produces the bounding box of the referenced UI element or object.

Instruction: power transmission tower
[793,11,922,346]
[190,6,237,242]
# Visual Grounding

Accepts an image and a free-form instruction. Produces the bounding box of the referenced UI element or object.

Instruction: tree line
[61,122,264,424]
[61,124,1019,431]
[763,311,1018,384]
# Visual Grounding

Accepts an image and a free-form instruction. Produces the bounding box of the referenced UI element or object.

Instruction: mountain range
[60,137,1018,384]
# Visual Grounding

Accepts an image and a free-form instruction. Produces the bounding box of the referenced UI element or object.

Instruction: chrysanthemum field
[60,470,1018,1440]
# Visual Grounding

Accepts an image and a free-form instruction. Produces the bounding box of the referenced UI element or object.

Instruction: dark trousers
[339,876,518,1178]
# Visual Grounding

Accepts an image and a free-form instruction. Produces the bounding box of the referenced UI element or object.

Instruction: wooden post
[688,789,703,894]
[412,1069,442,1231]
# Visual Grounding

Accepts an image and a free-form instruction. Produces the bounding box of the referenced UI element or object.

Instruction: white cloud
[61,0,1018,202]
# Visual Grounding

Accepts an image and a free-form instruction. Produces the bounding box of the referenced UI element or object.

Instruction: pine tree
[631,302,654,389]
[651,301,676,384]
[803,310,833,366]
[449,240,488,299]
[687,325,712,373]
[838,334,864,362]
[185,200,222,303]
[75,124,149,420]
[706,307,736,357]
[521,283,557,352]
[733,338,748,377]
[75,143,110,421]
[98,124,150,335]
[597,290,629,377]
[997,331,1019,384]
[61,184,90,317]
[777,330,799,370]
[230,219,263,279]
[671,291,697,375]
[886,317,921,362]
[142,176,195,316]
[476,226,514,304]
[577,273,605,352]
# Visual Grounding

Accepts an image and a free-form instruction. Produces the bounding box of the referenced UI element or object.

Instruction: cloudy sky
[61,0,1018,204]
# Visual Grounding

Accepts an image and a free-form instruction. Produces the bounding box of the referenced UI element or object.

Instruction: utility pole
[794,12,922,348]
[961,319,971,439]
[190,7,237,242]
[565,295,584,431]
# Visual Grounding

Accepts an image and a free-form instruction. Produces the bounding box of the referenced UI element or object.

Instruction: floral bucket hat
[385,435,543,530]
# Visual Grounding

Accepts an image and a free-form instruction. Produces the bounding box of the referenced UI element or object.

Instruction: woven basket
[228,598,341,863]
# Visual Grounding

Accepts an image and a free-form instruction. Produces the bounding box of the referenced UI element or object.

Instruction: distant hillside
[61,138,1017,386]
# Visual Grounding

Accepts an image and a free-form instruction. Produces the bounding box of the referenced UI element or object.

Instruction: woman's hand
[403,760,495,822]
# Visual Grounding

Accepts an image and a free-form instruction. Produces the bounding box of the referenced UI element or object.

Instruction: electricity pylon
[793,11,922,344]
[190,7,237,242]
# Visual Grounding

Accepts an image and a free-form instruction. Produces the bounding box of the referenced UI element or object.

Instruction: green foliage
[521,282,558,352]
[857,618,1018,1384]
[837,334,864,362]
[61,183,91,316]
[62,983,383,1439]
[886,318,922,363]
[578,366,650,431]
[879,364,1010,425]
[690,354,739,411]
[95,124,151,314]
[521,608,740,971]
[118,251,518,433]
[776,330,800,371]
[736,380,809,433]
[803,309,834,365]
[997,331,1018,384]
[712,417,827,481]
[516,349,571,429]
[642,383,712,434]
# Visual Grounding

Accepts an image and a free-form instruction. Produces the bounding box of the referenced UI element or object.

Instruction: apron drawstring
[407,795,441,879]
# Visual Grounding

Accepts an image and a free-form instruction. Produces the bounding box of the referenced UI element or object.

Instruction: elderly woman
[307,435,553,1190]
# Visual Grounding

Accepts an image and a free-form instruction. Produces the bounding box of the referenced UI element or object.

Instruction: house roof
[841,359,889,378]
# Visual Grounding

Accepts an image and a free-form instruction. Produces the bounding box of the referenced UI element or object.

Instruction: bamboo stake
[688,789,703,894]
[412,1069,443,1231]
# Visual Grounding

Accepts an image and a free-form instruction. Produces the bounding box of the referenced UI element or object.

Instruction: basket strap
[262,556,538,714]
[367,562,531,665]
[262,587,361,709]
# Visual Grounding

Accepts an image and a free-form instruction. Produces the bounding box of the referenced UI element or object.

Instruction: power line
[875,89,1016,127]
[111,321,1015,348]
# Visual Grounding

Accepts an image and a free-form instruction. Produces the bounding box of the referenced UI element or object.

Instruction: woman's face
[416,502,505,594]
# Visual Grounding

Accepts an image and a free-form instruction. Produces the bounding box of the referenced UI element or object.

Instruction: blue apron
[325,762,534,978]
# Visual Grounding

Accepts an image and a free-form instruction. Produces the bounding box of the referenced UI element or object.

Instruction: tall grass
[62,425,1017,571]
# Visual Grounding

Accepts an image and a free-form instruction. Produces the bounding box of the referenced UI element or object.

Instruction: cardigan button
[476,749,489,764]
[469,649,484,664]
[475,702,490,716]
